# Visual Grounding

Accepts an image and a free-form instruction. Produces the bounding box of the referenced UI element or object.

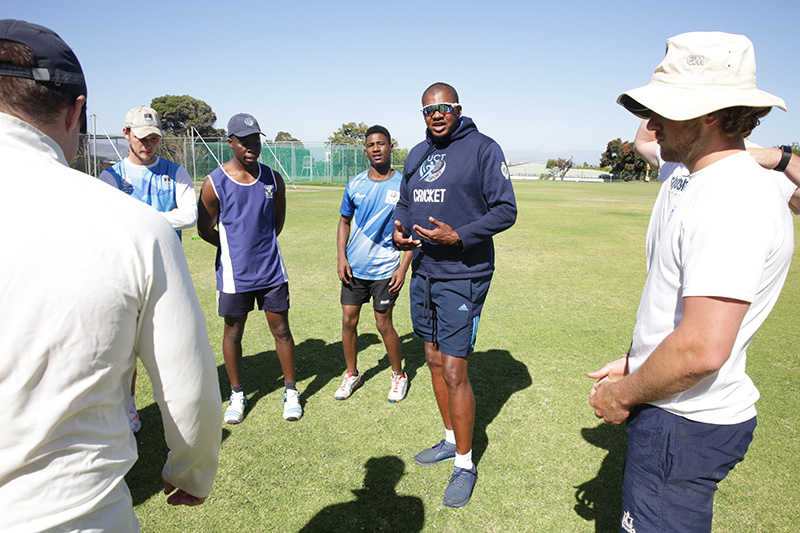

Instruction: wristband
[774,145,792,173]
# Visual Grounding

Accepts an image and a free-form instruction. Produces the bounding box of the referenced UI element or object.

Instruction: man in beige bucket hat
[589,32,793,532]
[100,105,199,434]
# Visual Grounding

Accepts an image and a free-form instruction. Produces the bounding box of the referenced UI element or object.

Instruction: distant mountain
[505,148,602,167]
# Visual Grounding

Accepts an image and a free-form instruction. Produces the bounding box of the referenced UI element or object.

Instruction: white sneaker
[388,371,408,403]
[335,372,362,400]
[283,389,302,421]
[224,391,247,424]
[128,400,141,433]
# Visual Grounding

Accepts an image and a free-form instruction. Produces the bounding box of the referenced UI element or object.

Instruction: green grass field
[129,181,800,532]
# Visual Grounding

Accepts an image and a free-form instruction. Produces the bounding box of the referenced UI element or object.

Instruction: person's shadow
[126,404,231,506]
[127,330,423,506]
[469,349,533,463]
[574,423,627,532]
[219,331,422,419]
[296,332,421,401]
[299,456,424,532]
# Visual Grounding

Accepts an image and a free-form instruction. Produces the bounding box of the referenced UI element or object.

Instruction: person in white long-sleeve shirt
[99,105,199,432]
[0,19,220,532]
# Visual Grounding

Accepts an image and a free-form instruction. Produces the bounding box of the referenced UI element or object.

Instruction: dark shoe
[414,439,456,466]
[443,466,477,507]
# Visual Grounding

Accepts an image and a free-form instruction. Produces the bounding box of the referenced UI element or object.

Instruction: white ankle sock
[454,450,474,470]
[445,429,456,445]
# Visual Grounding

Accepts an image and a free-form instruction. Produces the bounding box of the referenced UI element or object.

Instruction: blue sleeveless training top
[209,163,288,293]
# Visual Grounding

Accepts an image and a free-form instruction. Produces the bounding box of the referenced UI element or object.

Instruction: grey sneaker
[443,466,478,507]
[414,439,456,466]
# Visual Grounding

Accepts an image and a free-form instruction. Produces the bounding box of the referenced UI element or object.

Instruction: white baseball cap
[618,32,786,121]
[125,105,163,138]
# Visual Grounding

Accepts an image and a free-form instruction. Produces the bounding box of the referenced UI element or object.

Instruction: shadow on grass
[471,349,533,464]
[296,332,419,400]
[212,331,422,420]
[574,423,627,532]
[299,456,424,533]
[126,407,231,506]
[127,331,422,508]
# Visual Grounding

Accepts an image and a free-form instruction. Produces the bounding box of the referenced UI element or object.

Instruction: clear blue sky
[5,0,798,163]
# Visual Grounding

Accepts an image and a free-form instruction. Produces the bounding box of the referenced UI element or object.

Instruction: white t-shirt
[630,151,794,424]
[644,157,690,272]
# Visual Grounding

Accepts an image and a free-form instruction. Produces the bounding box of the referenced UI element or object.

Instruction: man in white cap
[0,19,220,532]
[588,32,793,532]
[100,105,198,433]
[100,106,197,241]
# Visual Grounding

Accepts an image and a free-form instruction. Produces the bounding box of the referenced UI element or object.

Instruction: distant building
[508,163,608,182]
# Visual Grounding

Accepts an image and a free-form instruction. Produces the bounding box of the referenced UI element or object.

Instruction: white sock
[454,450,474,470]
[445,429,456,445]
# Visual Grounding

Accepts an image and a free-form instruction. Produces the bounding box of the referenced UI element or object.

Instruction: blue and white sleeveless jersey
[209,163,288,293]
[340,170,401,280]
[100,157,185,238]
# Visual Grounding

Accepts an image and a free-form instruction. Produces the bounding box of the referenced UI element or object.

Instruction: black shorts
[341,277,398,311]
[218,283,290,317]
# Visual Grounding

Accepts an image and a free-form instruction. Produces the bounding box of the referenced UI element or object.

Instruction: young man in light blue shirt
[336,125,412,402]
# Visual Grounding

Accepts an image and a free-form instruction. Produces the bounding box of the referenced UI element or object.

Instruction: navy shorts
[218,283,290,317]
[341,277,398,311]
[620,405,756,533]
[409,274,491,357]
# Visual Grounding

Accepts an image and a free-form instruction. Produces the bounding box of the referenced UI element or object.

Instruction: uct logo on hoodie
[419,153,446,182]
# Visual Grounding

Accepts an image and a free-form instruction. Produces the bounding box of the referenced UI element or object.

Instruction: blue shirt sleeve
[340,181,356,217]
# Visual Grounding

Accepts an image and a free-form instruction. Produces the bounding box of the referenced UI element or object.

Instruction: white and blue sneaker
[224,391,247,424]
[283,389,302,421]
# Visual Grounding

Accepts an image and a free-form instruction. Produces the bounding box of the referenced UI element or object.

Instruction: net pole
[263,142,296,189]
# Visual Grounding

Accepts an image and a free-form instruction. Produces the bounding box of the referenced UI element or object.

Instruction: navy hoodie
[394,116,517,279]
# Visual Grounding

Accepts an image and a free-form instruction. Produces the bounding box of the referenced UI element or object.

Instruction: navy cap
[0,19,87,98]
[227,113,263,138]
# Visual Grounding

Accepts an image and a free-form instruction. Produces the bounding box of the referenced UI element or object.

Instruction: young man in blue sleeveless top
[198,113,301,424]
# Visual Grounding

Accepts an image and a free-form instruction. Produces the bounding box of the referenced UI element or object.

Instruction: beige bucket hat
[618,31,786,121]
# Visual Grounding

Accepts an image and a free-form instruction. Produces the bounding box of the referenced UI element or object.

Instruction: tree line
[98,94,800,181]
[144,97,408,170]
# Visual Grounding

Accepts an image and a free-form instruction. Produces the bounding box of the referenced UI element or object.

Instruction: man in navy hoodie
[393,82,517,507]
